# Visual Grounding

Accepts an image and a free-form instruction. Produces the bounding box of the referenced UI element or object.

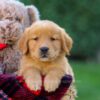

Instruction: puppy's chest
[40,65,51,75]
[36,62,62,75]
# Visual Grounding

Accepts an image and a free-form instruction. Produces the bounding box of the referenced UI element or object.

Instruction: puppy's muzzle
[40,47,49,58]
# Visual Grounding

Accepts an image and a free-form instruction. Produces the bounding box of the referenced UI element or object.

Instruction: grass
[70,61,100,100]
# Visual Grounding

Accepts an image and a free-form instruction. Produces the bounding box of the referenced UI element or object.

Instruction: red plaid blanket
[0,74,72,100]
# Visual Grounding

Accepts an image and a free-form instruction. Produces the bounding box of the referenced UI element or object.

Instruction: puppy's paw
[25,77,42,91]
[44,75,61,92]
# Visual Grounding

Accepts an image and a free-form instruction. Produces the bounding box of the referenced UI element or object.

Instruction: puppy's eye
[32,37,39,41]
[50,37,56,41]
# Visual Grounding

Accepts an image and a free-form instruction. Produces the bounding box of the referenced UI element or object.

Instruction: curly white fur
[0,0,40,73]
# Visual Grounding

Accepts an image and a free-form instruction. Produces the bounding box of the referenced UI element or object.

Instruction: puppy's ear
[18,28,30,55]
[60,29,73,55]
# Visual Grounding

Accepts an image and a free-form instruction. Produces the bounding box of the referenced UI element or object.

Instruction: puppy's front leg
[44,68,65,92]
[22,68,42,91]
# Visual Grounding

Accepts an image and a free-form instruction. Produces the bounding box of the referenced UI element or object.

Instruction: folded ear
[60,29,73,55]
[18,28,30,54]
[26,5,40,25]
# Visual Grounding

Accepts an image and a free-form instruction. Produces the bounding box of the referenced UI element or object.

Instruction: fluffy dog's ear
[60,29,73,55]
[18,28,30,54]
[26,5,40,25]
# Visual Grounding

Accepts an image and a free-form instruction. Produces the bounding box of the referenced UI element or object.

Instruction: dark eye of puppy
[50,37,56,41]
[32,37,39,41]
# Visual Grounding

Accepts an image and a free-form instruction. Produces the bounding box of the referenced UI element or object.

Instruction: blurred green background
[20,0,100,100]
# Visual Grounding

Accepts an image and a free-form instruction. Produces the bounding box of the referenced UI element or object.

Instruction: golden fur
[18,20,76,99]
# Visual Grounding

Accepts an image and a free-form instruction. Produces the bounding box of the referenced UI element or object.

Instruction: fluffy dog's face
[18,20,73,62]
[28,25,61,61]
[0,20,23,50]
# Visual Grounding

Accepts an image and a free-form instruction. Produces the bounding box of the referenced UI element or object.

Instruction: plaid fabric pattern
[0,90,8,100]
[0,74,20,97]
[0,74,72,100]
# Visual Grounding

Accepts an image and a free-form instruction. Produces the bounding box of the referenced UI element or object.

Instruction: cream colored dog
[18,20,76,99]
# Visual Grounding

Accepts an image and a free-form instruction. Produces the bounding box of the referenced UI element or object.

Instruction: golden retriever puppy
[18,20,76,99]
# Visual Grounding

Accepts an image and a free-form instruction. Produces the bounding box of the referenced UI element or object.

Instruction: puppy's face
[18,20,73,62]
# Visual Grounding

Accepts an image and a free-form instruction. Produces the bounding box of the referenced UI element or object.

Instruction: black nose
[40,47,49,53]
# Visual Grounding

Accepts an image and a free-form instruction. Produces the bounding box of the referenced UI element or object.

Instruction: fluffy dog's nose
[40,47,49,54]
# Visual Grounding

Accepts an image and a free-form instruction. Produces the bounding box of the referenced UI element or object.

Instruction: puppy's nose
[40,47,49,53]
